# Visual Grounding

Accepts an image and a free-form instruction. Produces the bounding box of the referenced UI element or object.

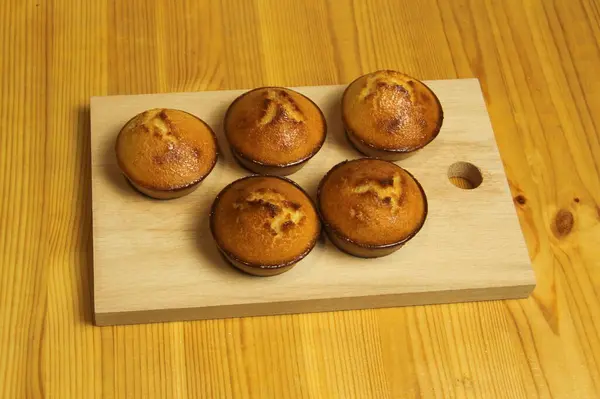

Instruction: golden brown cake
[224,87,326,175]
[342,70,443,160]
[115,108,218,199]
[318,158,427,257]
[210,176,321,276]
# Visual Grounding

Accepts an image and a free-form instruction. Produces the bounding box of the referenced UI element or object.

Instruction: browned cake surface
[224,87,326,165]
[211,176,320,266]
[319,159,426,246]
[342,70,442,151]
[116,108,218,191]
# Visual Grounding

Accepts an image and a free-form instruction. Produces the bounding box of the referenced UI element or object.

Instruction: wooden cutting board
[90,79,535,326]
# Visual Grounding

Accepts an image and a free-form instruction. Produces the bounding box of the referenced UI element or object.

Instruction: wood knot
[514,195,527,206]
[553,209,574,238]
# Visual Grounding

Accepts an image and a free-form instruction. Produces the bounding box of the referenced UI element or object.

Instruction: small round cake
[115,108,218,199]
[342,70,443,160]
[224,87,326,175]
[318,158,427,258]
[210,176,321,276]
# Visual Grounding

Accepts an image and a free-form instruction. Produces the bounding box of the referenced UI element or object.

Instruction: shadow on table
[77,105,96,326]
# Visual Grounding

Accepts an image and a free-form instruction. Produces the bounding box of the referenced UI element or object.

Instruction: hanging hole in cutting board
[448,161,483,189]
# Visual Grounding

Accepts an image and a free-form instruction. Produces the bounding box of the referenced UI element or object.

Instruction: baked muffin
[116,108,218,199]
[318,158,427,257]
[210,176,320,276]
[224,87,326,175]
[342,70,443,160]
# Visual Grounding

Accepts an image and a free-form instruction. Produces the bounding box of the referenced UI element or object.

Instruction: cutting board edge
[94,280,536,326]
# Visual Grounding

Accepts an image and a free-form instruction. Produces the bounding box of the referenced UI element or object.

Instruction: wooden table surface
[1,0,599,397]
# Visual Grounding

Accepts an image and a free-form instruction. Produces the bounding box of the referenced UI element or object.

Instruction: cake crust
[342,70,443,156]
[224,87,326,171]
[210,176,321,275]
[318,158,427,256]
[115,108,218,198]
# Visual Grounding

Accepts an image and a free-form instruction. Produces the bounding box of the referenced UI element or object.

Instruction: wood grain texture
[0,0,599,397]
[90,81,534,325]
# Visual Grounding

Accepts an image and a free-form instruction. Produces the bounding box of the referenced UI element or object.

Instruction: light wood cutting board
[90,79,535,326]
